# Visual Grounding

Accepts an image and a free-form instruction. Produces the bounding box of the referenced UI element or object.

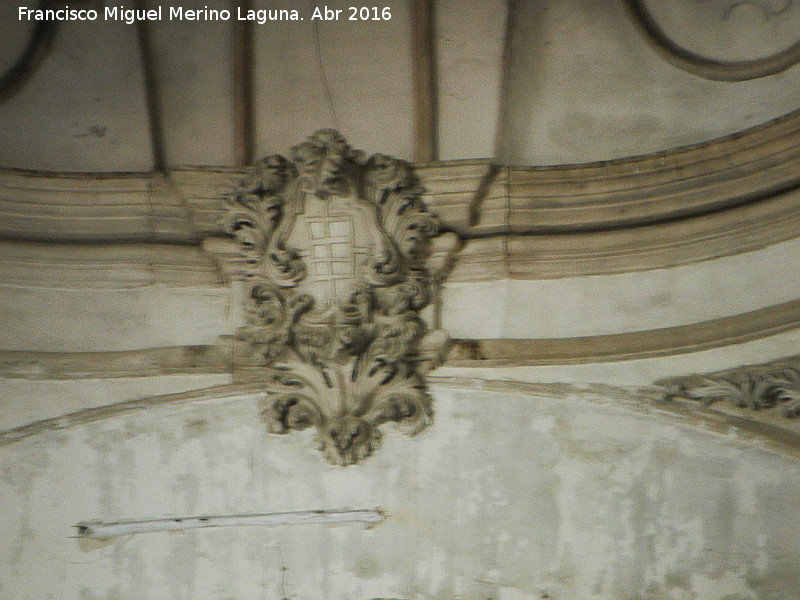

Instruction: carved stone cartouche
[224,130,454,465]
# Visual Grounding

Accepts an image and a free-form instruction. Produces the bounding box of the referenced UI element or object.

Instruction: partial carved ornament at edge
[656,355,800,418]
[220,130,458,465]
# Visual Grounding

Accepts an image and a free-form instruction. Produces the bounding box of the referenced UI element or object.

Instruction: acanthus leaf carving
[225,130,455,465]
[656,354,800,417]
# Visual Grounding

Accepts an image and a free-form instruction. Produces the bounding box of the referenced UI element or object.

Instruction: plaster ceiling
[0,0,799,171]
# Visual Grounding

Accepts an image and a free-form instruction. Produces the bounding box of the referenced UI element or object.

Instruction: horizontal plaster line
[0,167,157,179]
[0,262,215,271]
[76,508,386,539]
[0,195,156,205]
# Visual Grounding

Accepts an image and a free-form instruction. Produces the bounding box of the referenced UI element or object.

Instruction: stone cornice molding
[3,299,799,378]
[449,185,800,281]
[2,109,800,281]
[479,109,800,235]
[0,169,196,243]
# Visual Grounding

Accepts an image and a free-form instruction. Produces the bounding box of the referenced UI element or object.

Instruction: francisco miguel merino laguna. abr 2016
[18,6,303,24]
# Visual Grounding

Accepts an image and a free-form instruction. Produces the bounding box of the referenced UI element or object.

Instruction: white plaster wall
[443,236,800,339]
[2,387,800,599]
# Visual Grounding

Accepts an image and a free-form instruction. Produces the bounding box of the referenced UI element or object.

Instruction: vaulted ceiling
[1,0,799,173]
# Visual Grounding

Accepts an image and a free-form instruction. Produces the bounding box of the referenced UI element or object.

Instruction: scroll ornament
[224,130,457,465]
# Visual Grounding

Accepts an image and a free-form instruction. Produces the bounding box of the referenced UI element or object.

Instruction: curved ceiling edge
[622,0,800,81]
[429,377,800,458]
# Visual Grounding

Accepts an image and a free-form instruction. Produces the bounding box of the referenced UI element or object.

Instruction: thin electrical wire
[311,0,341,130]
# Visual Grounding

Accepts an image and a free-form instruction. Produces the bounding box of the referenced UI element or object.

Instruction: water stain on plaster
[76,536,115,553]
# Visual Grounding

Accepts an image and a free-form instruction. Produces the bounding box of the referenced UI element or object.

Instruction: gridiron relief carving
[224,130,456,465]
[656,355,800,417]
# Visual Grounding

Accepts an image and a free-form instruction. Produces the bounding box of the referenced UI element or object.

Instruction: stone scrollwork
[224,130,458,465]
[622,0,800,81]
[656,355,800,417]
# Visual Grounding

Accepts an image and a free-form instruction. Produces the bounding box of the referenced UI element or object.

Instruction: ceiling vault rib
[134,0,167,172]
[411,0,439,162]
[233,0,255,166]
[493,0,518,160]
[0,12,58,104]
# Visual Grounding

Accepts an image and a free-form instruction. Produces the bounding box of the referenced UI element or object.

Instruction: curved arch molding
[0,16,58,103]
[1,375,799,459]
[622,0,800,81]
[3,109,800,280]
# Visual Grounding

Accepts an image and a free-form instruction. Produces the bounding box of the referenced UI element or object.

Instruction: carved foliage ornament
[225,130,454,465]
[656,354,800,417]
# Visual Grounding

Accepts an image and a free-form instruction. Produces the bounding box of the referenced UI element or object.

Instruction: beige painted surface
[146,0,236,166]
[0,20,153,172]
[4,1,799,170]
[443,236,800,339]
[253,0,415,161]
[1,386,799,599]
[497,0,800,165]
[0,284,238,352]
[436,0,507,160]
